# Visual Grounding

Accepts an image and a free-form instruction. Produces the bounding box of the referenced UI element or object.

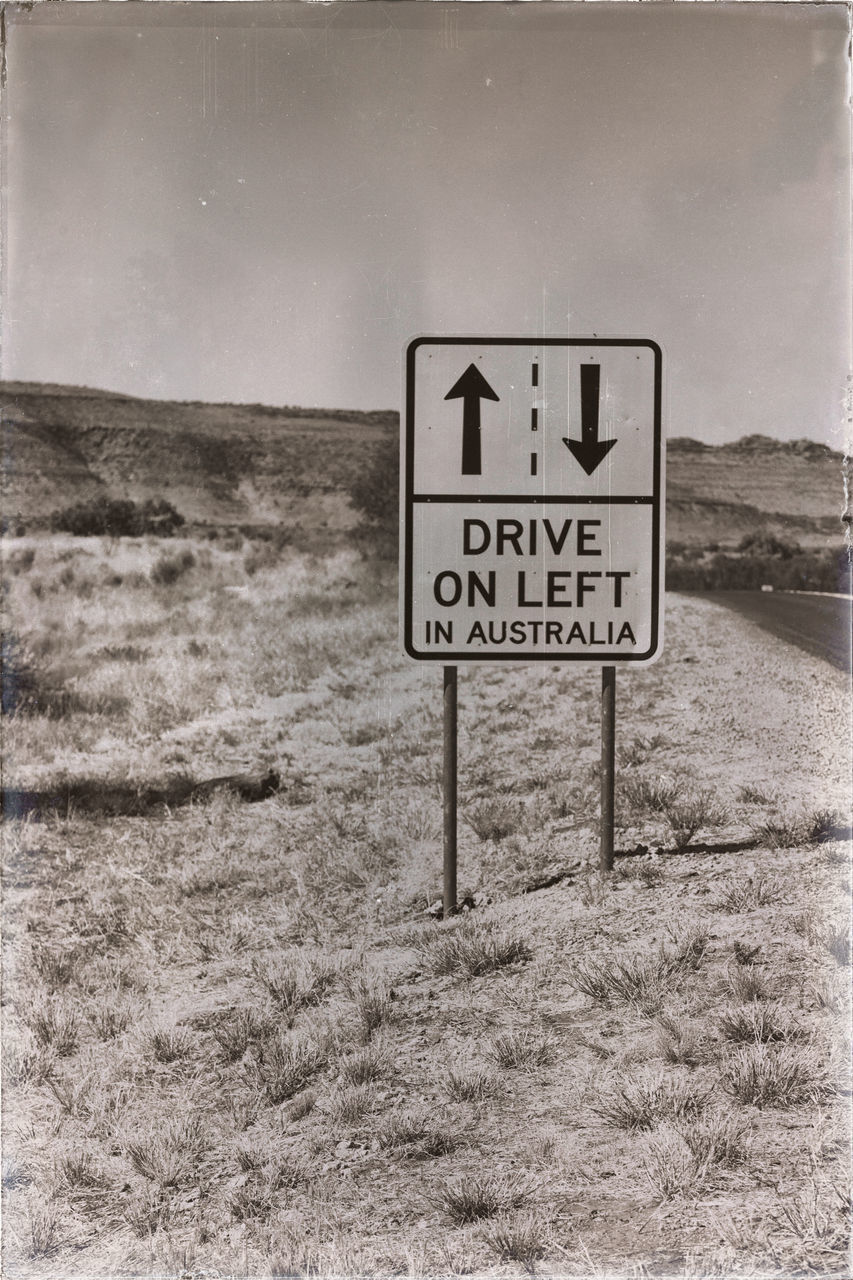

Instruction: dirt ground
[2,542,851,1279]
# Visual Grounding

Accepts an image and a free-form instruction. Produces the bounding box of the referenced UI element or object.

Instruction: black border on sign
[401,336,664,664]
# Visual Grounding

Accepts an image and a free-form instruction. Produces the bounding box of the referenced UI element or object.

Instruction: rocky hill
[0,381,846,548]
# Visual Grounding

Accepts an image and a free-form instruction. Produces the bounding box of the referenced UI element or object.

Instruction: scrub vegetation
[1,518,850,1279]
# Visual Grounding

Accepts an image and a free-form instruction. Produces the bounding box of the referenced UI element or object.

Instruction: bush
[347,436,398,534]
[50,496,184,538]
[1,632,40,715]
[150,549,195,585]
[666,545,850,593]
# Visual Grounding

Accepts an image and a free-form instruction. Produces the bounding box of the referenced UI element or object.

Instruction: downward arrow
[445,364,500,476]
[563,364,617,475]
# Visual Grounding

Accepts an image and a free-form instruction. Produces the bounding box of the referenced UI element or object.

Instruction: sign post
[600,665,616,872]
[401,336,664,903]
[443,666,458,915]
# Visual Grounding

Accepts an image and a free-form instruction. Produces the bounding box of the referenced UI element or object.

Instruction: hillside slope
[1,381,845,546]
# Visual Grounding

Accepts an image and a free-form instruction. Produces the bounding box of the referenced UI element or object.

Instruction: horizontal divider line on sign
[410,493,655,504]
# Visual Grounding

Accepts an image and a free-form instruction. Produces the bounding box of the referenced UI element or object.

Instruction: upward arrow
[563,364,617,475]
[444,364,500,476]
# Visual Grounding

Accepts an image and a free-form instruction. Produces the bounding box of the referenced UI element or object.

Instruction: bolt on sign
[401,337,664,663]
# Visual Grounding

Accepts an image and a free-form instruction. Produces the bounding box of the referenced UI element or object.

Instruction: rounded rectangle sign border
[401,335,665,665]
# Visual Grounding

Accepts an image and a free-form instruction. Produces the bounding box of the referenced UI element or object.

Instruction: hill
[0,381,846,547]
[0,381,397,534]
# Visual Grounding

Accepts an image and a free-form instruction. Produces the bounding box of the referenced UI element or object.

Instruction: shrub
[1,632,41,716]
[6,546,36,575]
[347,436,398,534]
[752,816,810,849]
[50,496,184,538]
[666,545,849,593]
[150,548,196,585]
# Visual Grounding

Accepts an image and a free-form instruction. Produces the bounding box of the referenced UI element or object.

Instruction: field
[1,528,851,1279]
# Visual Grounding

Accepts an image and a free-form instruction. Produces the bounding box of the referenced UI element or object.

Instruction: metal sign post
[401,336,664,891]
[443,665,458,916]
[600,665,616,872]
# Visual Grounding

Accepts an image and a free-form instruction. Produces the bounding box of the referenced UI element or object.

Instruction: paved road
[701,591,852,674]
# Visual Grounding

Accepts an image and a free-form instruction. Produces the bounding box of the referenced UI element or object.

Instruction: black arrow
[563,364,617,475]
[444,364,500,476]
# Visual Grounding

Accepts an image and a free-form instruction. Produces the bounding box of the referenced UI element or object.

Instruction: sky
[2,1,850,445]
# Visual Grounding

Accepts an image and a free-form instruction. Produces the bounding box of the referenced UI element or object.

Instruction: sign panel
[401,336,664,663]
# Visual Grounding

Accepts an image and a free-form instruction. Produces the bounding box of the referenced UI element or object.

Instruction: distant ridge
[0,381,845,546]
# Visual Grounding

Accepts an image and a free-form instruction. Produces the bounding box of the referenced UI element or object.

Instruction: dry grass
[2,535,849,1278]
[434,1173,535,1224]
[591,1070,711,1132]
[720,1045,832,1108]
[417,918,532,978]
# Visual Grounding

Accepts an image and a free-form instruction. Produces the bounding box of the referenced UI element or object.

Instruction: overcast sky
[2,2,850,445]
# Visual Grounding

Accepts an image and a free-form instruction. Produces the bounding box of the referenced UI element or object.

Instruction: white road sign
[401,336,664,664]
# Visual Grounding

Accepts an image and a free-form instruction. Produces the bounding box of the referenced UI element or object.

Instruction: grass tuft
[25,997,79,1056]
[338,1044,386,1086]
[718,1001,800,1044]
[345,971,394,1041]
[663,790,729,851]
[328,1082,375,1124]
[463,797,525,843]
[212,1007,270,1062]
[570,937,704,1013]
[147,1023,194,1063]
[592,1071,710,1131]
[378,1109,457,1159]
[482,1210,550,1271]
[442,1067,497,1102]
[124,1113,209,1186]
[720,1044,831,1108]
[435,1172,534,1224]
[655,1014,705,1067]
[251,951,338,1023]
[719,876,781,912]
[487,1028,553,1070]
[419,919,532,979]
[725,964,769,1003]
[254,1032,326,1104]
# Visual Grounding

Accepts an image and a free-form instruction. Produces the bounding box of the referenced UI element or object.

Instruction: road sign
[401,336,664,663]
